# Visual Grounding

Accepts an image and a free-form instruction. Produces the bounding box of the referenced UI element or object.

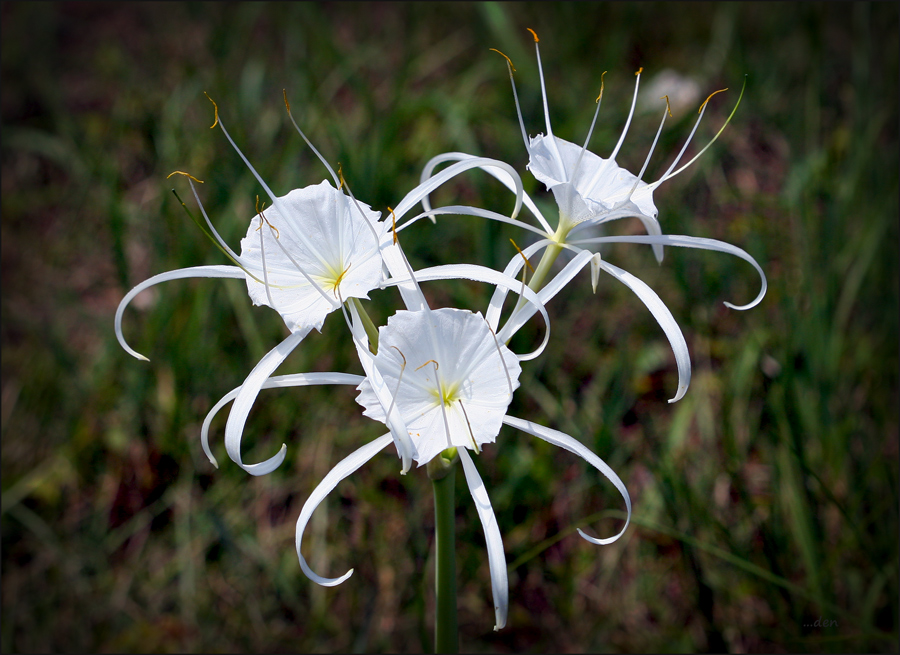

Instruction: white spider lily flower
[115,98,394,475]
[413,33,765,403]
[292,305,630,632]
[240,181,390,330]
[355,308,522,466]
[502,29,744,259]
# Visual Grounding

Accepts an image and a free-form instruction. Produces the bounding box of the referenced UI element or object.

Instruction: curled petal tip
[723,299,759,311]
[590,253,602,294]
[135,354,150,362]
[667,389,686,404]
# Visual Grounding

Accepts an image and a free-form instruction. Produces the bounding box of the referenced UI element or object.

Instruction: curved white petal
[201,372,364,468]
[397,205,547,239]
[498,249,595,343]
[295,433,394,586]
[380,242,429,313]
[568,234,767,310]
[224,329,312,476]
[115,265,246,361]
[458,449,508,631]
[384,264,551,361]
[503,415,631,545]
[393,156,523,224]
[594,257,691,403]
[418,152,553,234]
[347,301,417,472]
[485,239,554,331]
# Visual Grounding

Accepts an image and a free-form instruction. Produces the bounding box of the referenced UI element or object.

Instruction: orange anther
[509,238,534,273]
[167,171,204,183]
[203,92,219,129]
[596,71,607,103]
[388,206,398,245]
[699,88,729,114]
[661,95,673,118]
[489,48,516,73]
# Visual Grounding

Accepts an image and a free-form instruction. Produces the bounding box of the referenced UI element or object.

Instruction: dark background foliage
[2,2,898,652]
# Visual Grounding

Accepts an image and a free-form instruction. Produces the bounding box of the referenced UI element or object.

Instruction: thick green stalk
[428,448,459,654]
[506,222,568,344]
[527,240,564,294]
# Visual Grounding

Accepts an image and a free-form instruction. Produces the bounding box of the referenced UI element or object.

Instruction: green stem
[348,297,379,354]
[507,223,568,344]
[428,448,459,654]
[527,240,564,294]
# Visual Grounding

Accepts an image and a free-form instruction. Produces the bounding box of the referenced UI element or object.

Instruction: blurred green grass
[2,2,897,652]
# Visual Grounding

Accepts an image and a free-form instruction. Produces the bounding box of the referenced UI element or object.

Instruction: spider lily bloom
[415,33,766,403]
[505,29,746,258]
[289,254,630,632]
[293,309,630,632]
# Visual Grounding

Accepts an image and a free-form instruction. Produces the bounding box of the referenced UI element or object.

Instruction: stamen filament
[571,71,607,182]
[171,188,260,283]
[458,400,481,454]
[583,69,642,193]
[491,49,530,153]
[654,78,745,185]
[509,238,535,273]
[204,93,336,304]
[332,263,351,298]
[283,89,341,189]
[531,28,566,181]
[257,208,276,310]
[430,361,454,449]
[616,98,670,207]
[488,325,514,397]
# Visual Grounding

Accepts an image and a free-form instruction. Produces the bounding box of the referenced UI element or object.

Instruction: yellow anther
[699,88,729,114]
[526,27,539,42]
[635,67,644,76]
[661,95,673,118]
[390,346,407,370]
[254,196,279,238]
[204,92,219,129]
[415,359,439,372]
[337,162,345,191]
[388,206,398,245]
[489,48,516,73]
[509,238,534,273]
[282,88,291,114]
[596,71,607,103]
[167,171,204,183]
[332,264,351,297]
